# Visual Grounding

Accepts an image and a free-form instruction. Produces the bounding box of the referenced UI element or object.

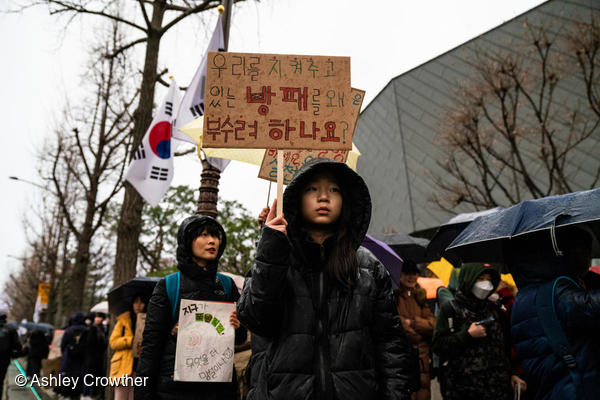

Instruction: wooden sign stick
[277,151,284,217]
[266,182,272,208]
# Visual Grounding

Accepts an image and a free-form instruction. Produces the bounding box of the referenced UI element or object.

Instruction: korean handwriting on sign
[265,56,337,79]
[205,116,258,143]
[208,86,235,109]
[211,53,260,81]
[246,86,308,115]
[182,303,199,315]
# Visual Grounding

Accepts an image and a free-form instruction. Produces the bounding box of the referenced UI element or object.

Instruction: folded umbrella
[361,234,404,288]
[447,188,600,263]
[107,276,161,316]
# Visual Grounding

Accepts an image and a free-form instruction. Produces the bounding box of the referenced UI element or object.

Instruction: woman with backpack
[237,158,415,400]
[109,295,146,400]
[135,215,247,400]
[56,312,88,399]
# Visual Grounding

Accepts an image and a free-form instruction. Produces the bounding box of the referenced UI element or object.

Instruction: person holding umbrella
[509,225,600,399]
[109,294,146,400]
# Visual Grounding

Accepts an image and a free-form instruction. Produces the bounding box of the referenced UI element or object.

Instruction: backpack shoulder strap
[165,272,181,321]
[217,272,233,299]
[535,276,583,396]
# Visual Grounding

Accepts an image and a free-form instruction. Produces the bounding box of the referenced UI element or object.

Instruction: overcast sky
[0,0,545,292]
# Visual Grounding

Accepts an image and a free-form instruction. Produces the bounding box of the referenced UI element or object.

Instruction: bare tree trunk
[114,4,166,286]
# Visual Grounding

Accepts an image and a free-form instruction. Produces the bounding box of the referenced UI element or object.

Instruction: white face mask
[472,280,494,300]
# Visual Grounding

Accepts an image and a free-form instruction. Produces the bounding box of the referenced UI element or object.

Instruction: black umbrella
[425,207,503,265]
[107,276,161,316]
[447,188,600,263]
[372,233,429,263]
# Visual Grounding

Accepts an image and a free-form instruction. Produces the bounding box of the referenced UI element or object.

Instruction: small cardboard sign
[48,329,64,361]
[258,149,349,184]
[132,312,146,358]
[174,300,235,382]
[202,52,355,150]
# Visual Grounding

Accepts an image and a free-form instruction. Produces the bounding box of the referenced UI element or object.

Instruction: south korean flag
[125,78,180,207]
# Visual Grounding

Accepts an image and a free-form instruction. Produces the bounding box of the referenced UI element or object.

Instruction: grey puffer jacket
[238,158,414,400]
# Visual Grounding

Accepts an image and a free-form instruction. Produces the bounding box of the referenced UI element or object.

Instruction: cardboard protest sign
[257,88,365,183]
[132,312,146,358]
[258,149,349,184]
[174,299,236,382]
[48,329,64,360]
[202,52,354,150]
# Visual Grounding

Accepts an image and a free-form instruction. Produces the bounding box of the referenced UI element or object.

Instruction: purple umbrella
[362,234,404,288]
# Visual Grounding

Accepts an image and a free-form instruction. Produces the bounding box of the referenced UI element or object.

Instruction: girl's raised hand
[265,198,288,236]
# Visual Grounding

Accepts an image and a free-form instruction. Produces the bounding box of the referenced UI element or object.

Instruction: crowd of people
[2,159,599,400]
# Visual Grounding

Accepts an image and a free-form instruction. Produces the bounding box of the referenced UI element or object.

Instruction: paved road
[4,359,52,400]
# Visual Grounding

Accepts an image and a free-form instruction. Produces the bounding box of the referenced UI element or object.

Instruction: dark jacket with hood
[135,215,247,400]
[431,263,512,400]
[237,159,414,400]
[510,254,600,399]
[56,312,87,396]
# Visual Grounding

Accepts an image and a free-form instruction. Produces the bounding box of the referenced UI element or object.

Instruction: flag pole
[197,4,231,217]
[222,0,233,51]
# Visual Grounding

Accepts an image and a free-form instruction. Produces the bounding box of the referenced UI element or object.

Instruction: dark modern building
[354,0,600,237]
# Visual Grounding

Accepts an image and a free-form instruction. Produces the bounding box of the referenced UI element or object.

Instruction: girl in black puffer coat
[135,216,247,400]
[238,158,415,400]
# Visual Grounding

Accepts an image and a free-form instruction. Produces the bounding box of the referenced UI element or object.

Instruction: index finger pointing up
[266,198,277,223]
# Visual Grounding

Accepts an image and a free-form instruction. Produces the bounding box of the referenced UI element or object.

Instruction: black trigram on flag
[150,166,169,181]
[165,101,173,117]
[190,103,204,118]
[132,144,146,160]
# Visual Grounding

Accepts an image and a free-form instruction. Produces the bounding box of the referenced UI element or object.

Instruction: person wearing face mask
[395,260,436,400]
[431,263,524,400]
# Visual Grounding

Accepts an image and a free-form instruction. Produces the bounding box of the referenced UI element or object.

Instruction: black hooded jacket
[237,159,414,400]
[135,215,247,400]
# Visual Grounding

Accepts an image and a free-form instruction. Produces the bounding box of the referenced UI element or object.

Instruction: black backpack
[66,327,88,357]
[0,325,11,354]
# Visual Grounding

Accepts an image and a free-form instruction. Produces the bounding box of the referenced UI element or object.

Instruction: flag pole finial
[217,5,225,14]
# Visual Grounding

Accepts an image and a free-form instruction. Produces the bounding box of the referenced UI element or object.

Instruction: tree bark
[114,3,166,286]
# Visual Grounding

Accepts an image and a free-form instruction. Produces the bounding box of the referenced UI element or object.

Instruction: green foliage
[139,185,197,274]
[147,264,178,278]
[216,198,261,276]
[138,187,260,277]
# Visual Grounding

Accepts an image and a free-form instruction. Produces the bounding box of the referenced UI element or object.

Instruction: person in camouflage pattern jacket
[431,263,518,400]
